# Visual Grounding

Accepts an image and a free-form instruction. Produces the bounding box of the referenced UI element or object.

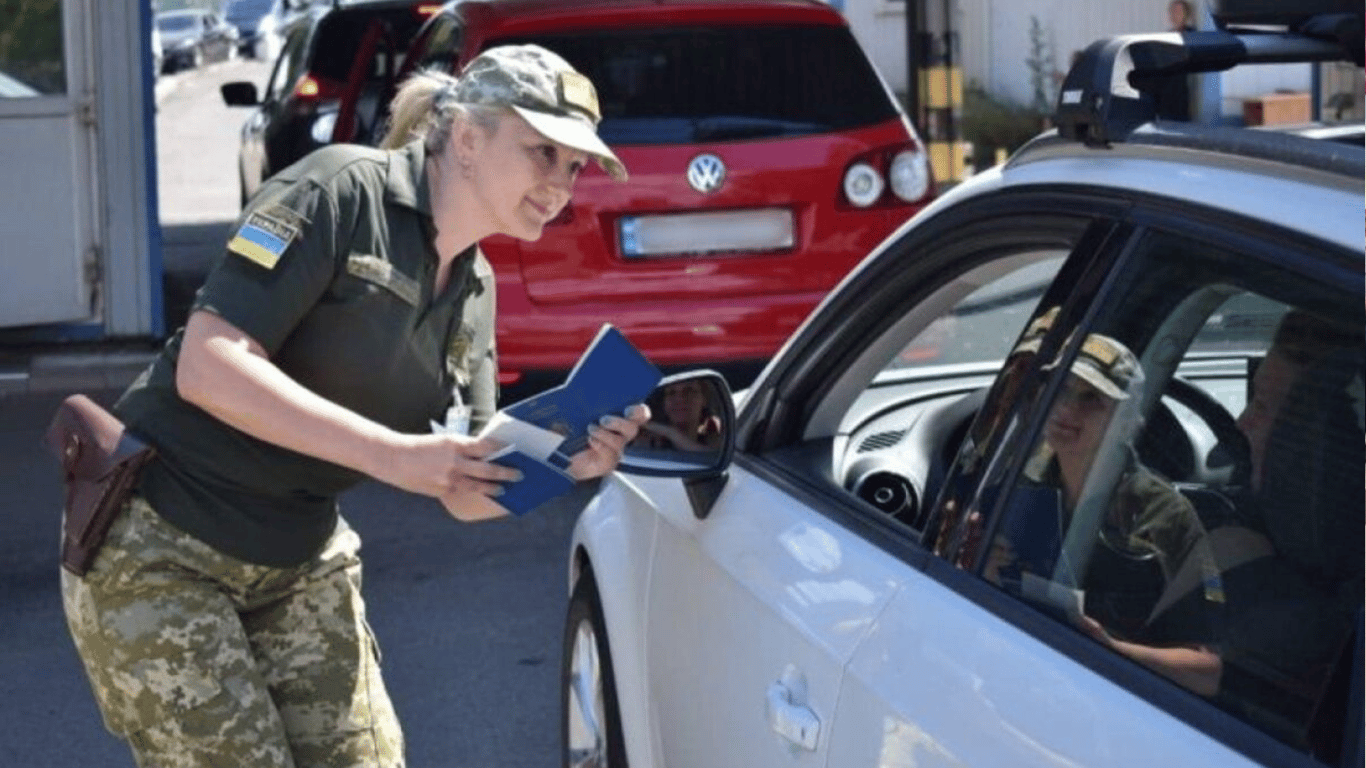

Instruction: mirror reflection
[623,374,731,472]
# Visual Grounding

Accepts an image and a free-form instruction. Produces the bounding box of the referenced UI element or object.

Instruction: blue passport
[489,324,661,515]
[488,448,576,515]
[502,324,662,458]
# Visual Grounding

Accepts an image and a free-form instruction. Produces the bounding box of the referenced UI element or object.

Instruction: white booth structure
[0,0,162,342]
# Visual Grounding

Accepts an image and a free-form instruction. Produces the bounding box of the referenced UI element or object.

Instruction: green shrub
[961,83,1048,167]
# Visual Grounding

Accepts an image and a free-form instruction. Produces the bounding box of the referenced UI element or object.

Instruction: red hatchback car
[401,0,935,395]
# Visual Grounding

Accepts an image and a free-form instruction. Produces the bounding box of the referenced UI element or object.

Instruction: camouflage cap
[452,44,627,181]
[1068,333,1142,400]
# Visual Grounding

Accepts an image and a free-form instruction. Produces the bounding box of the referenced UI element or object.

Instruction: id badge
[431,387,472,436]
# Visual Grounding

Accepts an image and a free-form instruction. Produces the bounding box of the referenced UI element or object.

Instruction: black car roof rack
[1054,9,1363,146]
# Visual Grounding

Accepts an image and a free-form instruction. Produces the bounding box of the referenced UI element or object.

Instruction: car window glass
[966,228,1363,761]
[413,14,462,74]
[266,23,309,100]
[881,258,1060,374]
[835,247,1074,536]
[490,26,899,145]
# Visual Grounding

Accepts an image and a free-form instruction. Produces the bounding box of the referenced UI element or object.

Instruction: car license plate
[619,208,794,258]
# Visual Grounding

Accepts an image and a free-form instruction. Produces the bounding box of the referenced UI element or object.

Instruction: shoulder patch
[227,209,302,270]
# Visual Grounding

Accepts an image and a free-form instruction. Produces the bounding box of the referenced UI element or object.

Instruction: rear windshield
[309,7,428,81]
[494,26,901,145]
[225,0,273,21]
[157,15,198,33]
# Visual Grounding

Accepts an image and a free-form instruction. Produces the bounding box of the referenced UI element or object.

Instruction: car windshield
[157,15,197,32]
[495,26,900,145]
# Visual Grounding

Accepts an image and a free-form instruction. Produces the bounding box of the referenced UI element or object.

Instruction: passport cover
[502,324,662,457]
[486,324,661,515]
[488,448,576,516]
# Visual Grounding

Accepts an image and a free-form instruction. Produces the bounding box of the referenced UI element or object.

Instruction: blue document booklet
[481,324,662,515]
[485,447,576,516]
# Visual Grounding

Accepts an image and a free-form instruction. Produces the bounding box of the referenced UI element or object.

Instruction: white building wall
[839,0,1315,121]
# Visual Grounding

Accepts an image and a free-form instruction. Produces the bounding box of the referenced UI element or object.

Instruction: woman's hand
[372,432,524,522]
[982,534,1016,585]
[567,404,650,480]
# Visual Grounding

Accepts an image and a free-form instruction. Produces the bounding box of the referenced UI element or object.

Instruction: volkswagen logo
[686,154,726,194]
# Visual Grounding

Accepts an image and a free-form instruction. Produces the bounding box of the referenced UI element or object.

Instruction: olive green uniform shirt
[116,141,497,566]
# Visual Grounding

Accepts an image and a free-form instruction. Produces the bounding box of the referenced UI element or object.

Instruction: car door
[643,461,908,766]
[638,196,1101,766]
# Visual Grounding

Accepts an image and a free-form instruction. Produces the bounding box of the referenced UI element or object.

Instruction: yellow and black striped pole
[905,0,969,183]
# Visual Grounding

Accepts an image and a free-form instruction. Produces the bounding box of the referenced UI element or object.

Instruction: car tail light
[839,143,934,209]
[416,3,442,15]
[843,162,885,208]
[294,75,322,99]
[888,150,931,203]
[292,74,344,103]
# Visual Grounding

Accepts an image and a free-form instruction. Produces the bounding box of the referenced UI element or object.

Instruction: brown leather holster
[43,394,155,576]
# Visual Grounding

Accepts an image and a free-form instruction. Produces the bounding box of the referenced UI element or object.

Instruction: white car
[561,11,1364,768]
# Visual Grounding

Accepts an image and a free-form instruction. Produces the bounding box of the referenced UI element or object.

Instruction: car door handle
[766,677,820,751]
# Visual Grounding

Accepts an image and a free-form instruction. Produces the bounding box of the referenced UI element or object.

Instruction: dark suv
[221,0,434,204]
[396,0,935,396]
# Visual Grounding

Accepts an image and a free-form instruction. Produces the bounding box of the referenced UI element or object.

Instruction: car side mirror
[220,81,258,107]
[618,370,734,480]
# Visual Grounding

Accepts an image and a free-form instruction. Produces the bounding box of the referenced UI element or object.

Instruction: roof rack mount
[1055,16,1363,146]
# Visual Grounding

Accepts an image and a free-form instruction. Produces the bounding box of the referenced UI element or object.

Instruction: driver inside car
[984,333,1225,695]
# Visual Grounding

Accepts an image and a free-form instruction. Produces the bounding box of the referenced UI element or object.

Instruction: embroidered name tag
[227,210,301,270]
[346,254,420,306]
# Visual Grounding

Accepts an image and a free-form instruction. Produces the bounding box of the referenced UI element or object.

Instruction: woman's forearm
[174,310,402,478]
[1111,638,1222,696]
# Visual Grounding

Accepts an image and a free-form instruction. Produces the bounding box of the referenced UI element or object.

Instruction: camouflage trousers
[61,495,404,768]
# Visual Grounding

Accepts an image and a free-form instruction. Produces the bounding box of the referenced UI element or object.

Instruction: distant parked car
[155,9,238,73]
[388,0,936,398]
[220,0,434,203]
[224,0,293,60]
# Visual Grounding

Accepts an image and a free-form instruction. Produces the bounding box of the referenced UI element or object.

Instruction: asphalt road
[0,57,589,767]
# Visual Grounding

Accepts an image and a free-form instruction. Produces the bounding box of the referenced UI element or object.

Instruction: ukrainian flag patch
[228,210,300,269]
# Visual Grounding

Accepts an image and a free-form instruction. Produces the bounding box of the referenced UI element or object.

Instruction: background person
[61,45,645,768]
[1080,309,1363,703]
[1154,0,1198,120]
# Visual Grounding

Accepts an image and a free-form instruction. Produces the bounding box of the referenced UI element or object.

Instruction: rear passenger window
[966,229,1363,763]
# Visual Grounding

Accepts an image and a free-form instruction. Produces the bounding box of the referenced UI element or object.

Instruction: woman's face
[663,381,706,428]
[1045,374,1117,463]
[463,111,591,242]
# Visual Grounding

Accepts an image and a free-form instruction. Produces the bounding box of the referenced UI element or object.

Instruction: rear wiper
[693,116,825,141]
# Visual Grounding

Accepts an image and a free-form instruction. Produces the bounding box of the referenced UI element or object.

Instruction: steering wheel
[1138,375,1252,490]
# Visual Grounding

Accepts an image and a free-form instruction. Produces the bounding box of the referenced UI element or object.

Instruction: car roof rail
[1054,8,1363,146]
